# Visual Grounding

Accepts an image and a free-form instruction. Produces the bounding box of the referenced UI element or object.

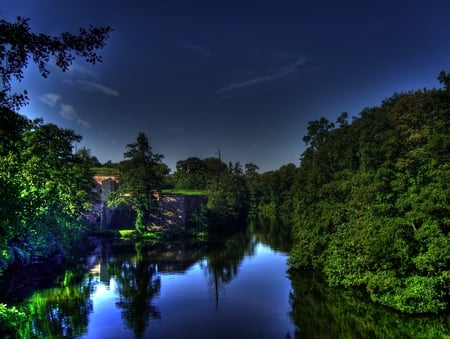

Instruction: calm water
[8,220,450,338]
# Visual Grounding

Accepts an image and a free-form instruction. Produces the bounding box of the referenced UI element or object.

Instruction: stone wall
[150,194,207,229]
[87,176,207,230]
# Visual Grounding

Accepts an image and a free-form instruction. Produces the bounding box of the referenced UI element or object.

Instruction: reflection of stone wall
[150,195,207,229]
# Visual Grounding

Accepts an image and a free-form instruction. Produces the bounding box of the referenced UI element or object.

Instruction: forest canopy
[288,73,450,314]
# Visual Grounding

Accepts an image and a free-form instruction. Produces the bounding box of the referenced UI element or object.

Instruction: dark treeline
[286,73,450,314]
[2,15,450,321]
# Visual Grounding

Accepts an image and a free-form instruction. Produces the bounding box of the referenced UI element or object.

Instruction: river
[4,220,450,338]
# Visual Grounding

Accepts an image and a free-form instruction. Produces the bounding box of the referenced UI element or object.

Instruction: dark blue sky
[3,0,450,172]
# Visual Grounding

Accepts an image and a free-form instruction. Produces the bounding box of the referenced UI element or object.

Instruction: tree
[173,157,207,190]
[0,112,96,272]
[289,74,450,313]
[0,17,111,273]
[0,16,112,110]
[109,133,164,234]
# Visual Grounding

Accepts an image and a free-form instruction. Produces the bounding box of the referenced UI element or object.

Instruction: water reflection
[8,219,450,338]
[289,270,450,338]
[203,227,254,310]
[16,274,92,338]
[250,217,293,252]
[111,251,161,337]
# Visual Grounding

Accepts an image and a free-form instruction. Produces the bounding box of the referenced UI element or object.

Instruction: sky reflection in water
[84,243,294,339]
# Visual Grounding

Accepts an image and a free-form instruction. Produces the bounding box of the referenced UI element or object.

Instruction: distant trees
[288,72,450,314]
[173,157,209,190]
[172,156,227,191]
[256,163,296,218]
[108,133,166,234]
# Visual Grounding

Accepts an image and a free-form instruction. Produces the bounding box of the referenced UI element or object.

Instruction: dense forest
[288,73,450,313]
[1,16,450,319]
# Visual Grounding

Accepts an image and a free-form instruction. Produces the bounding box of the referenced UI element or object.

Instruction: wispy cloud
[39,93,61,107]
[77,118,92,129]
[39,92,92,129]
[76,80,120,96]
[59,103,91,129]
[179,42,212,58]
[68,63,99,80]
[60,103,78,120]
[217,57,308,98]
[98,129,117,145]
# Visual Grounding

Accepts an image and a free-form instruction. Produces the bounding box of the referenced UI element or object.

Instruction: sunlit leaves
[109,133,164,233]
[289,74,450,313]
[0,111,94,273]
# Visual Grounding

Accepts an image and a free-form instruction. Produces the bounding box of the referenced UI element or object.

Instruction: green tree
[289,73,450,313]
[173,157,208,190]
[0,112,95,272]
[109,133,164,234]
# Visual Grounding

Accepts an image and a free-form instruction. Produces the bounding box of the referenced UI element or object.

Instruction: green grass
[162,189,207,196]
[118,229,135,239]
[90,167,120,176]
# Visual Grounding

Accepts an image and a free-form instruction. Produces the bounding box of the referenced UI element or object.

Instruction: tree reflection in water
[289,270,450,338]
[110,242,161,338]
[204,228,255,310]
[12,270,92,338]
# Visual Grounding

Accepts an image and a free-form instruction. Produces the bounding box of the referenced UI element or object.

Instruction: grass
[162,189,207,196]
[90,167,120,176]
[118,229,135,239]
[118,228,165,241]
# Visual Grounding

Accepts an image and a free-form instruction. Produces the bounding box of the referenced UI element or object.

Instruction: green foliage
[0,17,110,274]
[370,275,447,314]
[289,270,450,338]
[203,162,249,230]
[0,303,27,338]
[108,133,165,234]
[0,109,95,274]
[256,163,296,218]
[0,16,112,111]
[162,189,207,196]
[172,156,227,191]
[289,73,450,314]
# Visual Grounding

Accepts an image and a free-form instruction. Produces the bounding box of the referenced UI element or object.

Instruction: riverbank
[3,220,450,338]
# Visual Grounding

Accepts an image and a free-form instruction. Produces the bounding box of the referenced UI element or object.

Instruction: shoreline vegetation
[2,73,450,317]
[1,16,450,335]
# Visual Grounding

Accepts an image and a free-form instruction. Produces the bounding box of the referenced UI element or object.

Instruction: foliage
[172,156,227,191]
[0,16,112,111]
[161,189,207,196]
[198,162,251,232]
[108,133,165,234]
[0,303,27,338]
[255,163,296,218]
[0,109,96,274]
[0,15,111,275]
[288,72,450,314]
[289,270,450,338]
